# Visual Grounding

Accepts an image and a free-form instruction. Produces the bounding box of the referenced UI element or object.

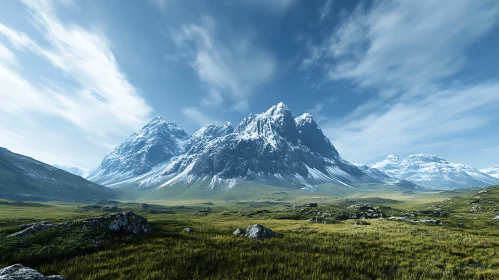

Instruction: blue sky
[1,0,499,169]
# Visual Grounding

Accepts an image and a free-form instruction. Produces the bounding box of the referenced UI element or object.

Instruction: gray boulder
[9,222,54,238]
[245,224,276,239]
[82,211,151,234]
[353,220,371,225]
[233,228,245,235]
[183,228,193,233]
[0,264,65,280]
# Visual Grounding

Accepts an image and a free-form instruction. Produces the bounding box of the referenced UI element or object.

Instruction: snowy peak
[86,116,190,185]
[189,122,234,149]
[482,165,499,179]
[370,154,499,189]
[295,113,339,159]
[236,102,298,145]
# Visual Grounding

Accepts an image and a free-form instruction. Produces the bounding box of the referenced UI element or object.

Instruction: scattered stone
[9,221,54,238]
[233,228,245,235]
[140,203,149,210]
[478,189,488,194]
[493,216,499,221]
[467,196,483,205]
[0,264,65,279]
[470,204,484,212]
[388,216,418,223]
[183,227,193,233]
[353,220,371,225]
[82,211,151,234]
[420,219,442,225]
[245,224,276,239]
[346,204,384,219]
[307,203,318,207]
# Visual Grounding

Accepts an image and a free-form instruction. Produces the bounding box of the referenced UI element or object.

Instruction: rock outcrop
[0,264,65,280]
[245,224,276,239]
[9,222,54,238]
[81,211,151,234]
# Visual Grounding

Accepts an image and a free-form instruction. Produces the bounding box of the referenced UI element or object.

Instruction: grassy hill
[1,185,499,279]
[0,148,117,201]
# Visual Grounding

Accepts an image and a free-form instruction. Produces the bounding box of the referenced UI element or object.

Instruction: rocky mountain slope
[86,117,190,186]
[87,103,416,195]
[370,154,499,189]
[0,147,116,201]
[481,165,499,179]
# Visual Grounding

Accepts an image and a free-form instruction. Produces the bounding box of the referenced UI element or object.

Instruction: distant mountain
[370,154,499,189]
[86,117,190,186]
[482,165,499,179]
[0,147,116,201]
[52,164,87,177]
[87,103,416,197]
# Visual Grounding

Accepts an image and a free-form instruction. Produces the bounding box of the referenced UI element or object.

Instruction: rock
[420,219,441,224]
[183,228,193,233]
[353,220,371,225]
[245,224,276,239]
[233,228,245,235]
[307,203,318,207]
[388,216,417,223]
[82,211,151,234]
[493,216,499,221]
[9,222,54,238]
[470,204,483,212]
[0,264,65,279]
[478,189,488,194]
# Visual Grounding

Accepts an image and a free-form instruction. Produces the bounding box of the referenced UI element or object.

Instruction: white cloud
[326,83,499,163]
[303,0,499,163]
[0,0,152,167]
[319,0,334,21]
[241,0,296,12]
[170,16,276,112]
[149,0,167,11]
[182,107,223,127]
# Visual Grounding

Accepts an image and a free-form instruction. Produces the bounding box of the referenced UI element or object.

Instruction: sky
[1,0,499,170]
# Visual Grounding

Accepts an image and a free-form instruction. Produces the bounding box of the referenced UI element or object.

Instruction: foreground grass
[1,187,499,279]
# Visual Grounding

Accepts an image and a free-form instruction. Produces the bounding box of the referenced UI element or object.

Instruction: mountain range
[52,164,88,177]
[482,165,499,179]
[85,103,418,198]
[0,148,116,201]
[370,154,499,189]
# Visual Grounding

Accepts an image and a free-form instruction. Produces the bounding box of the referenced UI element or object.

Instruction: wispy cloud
[241,0,296,13]
[0,0,151,167]
[182,107,224,127]
[170,16,276,113]
[149,0,167,12]
[303,0,499,163]
[319,0,334,21]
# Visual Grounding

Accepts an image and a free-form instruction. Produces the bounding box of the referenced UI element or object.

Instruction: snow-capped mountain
[94,102,413,194]
[85,117,190,186]
[0,147,116,201]
[52,164,88,177]
[370,154,499,189]
[482,165,499,179]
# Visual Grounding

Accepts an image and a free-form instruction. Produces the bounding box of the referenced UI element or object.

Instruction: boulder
[233,228,245,235]
[0,264,65,280]
[245,224,276,239]
[81,211,151,234]
[9,222,54,238]
[183,228,193,233]
[353,220,371,225]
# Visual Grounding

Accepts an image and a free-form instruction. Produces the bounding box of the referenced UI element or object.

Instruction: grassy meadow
[1,186,499,279]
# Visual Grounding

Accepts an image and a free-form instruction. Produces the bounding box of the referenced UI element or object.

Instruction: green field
[1,186,499,279]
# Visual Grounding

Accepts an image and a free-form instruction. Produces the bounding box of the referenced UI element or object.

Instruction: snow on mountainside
[147,103,414,191]
[482,165,499,179]
[85,117,190,185]
[370,154,499,189]
[86,103,417,193]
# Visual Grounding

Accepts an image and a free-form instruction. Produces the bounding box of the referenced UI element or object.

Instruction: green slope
[0,147,117,201]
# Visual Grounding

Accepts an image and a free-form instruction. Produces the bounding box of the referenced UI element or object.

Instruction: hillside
[0,148,116,201]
